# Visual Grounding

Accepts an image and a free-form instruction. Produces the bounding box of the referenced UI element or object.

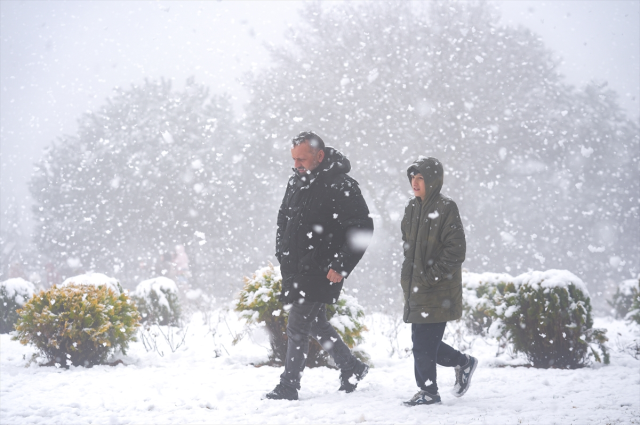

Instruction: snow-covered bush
[235,263,368,366]
[462,271,512,336]
[329,295,367,347]
[623,280,640,325]
[490,270,609,368]
[0,278,36,334]
[131,277,181,326]
[608,279,640,319]
[320,294,369,366]
[13,283,140,367]
[235,264,286,363]
[60,272,123,294]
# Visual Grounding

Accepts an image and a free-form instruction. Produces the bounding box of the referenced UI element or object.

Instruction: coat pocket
[409,282,451,310]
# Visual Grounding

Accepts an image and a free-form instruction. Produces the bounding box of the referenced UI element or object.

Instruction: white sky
[499,0,639,116]
[1,0,639,234]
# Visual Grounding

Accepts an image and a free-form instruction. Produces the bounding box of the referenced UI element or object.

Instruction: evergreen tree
[30,79,244,293]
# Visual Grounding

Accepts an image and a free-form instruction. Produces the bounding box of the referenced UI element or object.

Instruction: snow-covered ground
[1,309,638,424]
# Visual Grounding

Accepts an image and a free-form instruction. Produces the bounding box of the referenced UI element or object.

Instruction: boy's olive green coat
[401,157,466,324]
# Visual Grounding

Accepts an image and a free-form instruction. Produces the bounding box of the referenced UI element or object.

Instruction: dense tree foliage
[30,79,246,292]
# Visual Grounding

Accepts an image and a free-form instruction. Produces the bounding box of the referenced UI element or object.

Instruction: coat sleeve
[328,177,374,278]
[400,202,411,248]
[424,201,466,286]
[275,185,291,264]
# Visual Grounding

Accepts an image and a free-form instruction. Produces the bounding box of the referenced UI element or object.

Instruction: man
[400,157,478,406]
[265,131,374,401]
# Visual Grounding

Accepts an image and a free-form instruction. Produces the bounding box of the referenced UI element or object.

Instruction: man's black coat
[276,147,374,304]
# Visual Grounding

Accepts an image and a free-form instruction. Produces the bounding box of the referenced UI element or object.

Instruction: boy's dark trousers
[412,322,466,392]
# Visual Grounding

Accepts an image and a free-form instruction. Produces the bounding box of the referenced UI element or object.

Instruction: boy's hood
[407,157,443,206]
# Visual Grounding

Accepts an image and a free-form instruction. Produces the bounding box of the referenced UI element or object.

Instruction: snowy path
[1,313,638,424]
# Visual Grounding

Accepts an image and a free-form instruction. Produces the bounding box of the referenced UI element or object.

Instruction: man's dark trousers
[412,322,466,393]
[280,301,357,390]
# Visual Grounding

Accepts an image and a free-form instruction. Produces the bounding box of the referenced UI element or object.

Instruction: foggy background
[1,0,638,312]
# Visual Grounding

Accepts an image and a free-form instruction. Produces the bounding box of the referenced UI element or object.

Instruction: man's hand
[327,268,344,283]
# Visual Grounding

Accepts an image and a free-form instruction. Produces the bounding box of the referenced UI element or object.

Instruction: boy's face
[411,173,426,200]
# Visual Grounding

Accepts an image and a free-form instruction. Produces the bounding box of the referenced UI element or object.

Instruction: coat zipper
[407,199,422,319]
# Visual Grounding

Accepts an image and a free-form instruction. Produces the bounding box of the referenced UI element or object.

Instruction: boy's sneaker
[338,359,369,393]
[452,355,478,398]
[264,383,298,401]
[403,389,442,406]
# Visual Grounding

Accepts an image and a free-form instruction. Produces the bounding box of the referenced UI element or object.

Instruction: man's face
[411,173,426,200]
[291,141,324,174]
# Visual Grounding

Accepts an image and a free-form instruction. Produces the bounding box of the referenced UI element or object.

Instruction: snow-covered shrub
[131,277,181,326]
[608,279,640,319]
[13,283,140,367]
[328,295,367,347]
[462,271,513,336]
[624,280,640,325]
[235,263,368,366]
[0,278,36,334]
[236,264,286,363]
[299,293,369,367]
[490,270,609,368]
[61,272,123,294]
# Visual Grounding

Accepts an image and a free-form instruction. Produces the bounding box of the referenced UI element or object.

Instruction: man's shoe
[338,359,369,393]
[403,389,442,406]
[452,355,478,398]
[264,383,298,401]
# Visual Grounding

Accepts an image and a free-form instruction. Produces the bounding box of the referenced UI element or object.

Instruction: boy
[400,157,477,406]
